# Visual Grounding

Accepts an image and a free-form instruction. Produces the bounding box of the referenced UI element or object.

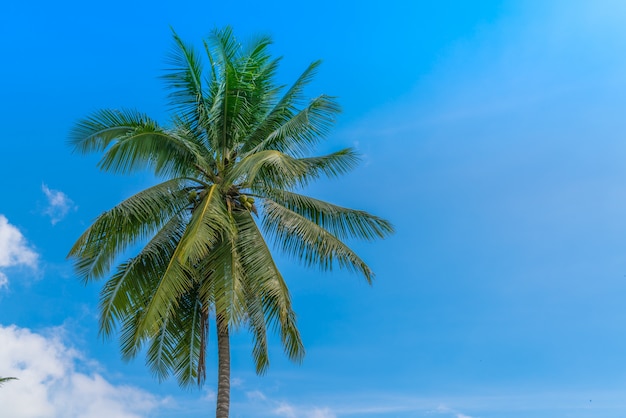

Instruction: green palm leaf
[135,185,231,338]
[262,198,375,282]
[264,190,394,241]
[163,30,206,126]
[246,94,341,157]
[232,148,359,190]
[99,212,186,339]
[235,212,304,368]
[69,178,190,281]
[241,61,326,156]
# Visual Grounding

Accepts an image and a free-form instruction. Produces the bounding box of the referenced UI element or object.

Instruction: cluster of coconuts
[187,189,209,205]
[187,189,255,212]
[238,195,255,210]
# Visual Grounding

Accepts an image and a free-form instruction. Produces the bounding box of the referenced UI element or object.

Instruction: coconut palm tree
[0,377,16,387]
[68,27,393,417]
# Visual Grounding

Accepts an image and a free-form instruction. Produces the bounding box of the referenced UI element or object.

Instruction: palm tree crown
[68,27,393,417]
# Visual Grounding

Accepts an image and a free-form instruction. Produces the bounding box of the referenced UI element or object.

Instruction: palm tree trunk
[215,314,230,418]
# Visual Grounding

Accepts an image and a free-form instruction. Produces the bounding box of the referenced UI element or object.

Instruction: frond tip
[0,377,17,387]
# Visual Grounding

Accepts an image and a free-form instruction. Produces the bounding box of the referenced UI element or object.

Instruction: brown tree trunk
[215,314,230,418]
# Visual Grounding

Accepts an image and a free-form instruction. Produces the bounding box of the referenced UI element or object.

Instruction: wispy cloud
[273,402,297,418]
[0,215,38,289]
[42,184,77,225]
[236,388,337,418]
[231,377,244,388]
[273,401,336,418]
[0,324,167,418]
[246,390,267,401]
[437,404,475,418]
[202,388,216,402]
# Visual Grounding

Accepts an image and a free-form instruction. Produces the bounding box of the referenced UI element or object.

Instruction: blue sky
[3,1,626,417]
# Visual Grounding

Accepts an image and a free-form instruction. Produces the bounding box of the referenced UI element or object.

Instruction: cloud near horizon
[0,324,165,418]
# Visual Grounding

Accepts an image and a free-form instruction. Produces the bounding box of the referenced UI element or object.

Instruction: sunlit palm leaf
[163,30,206,126]
[235,213,304,368]
[136,185,231,338]
[262,199,375,282]
[69,108,154,153]
[235,148,359,189]
[170,286,205,386]
[241,61,324,155]
[69,178,190,281]
[246,94,341,157]
[264,190,394,241]
[99,213,187,339]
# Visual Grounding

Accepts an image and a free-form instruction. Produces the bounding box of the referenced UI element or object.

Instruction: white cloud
[0,324,163,418]
[42,184,77,225]
[0,216,38,268]
[0,215,38,288]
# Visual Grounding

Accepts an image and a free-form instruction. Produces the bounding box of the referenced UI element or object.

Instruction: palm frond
[290,148,360,183]
[136,277,208,387]
[263,190,395,241]
[68,178,190,281]
[98,212,186,339]
[208,26,240,70]
[97,124,207,178]
[235,212,304,367]
[69,109,155,154]
[226,150,305,189]
[145,304,178,381]
[241,61,325,155]
[202,237,247,327]
[233,148,360,190]
[135,185,232,339]
[246,94,341,157]
[71,108,212,178]
[262,199,375,283]
[163,30,206,126]
[170,286,206,387]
